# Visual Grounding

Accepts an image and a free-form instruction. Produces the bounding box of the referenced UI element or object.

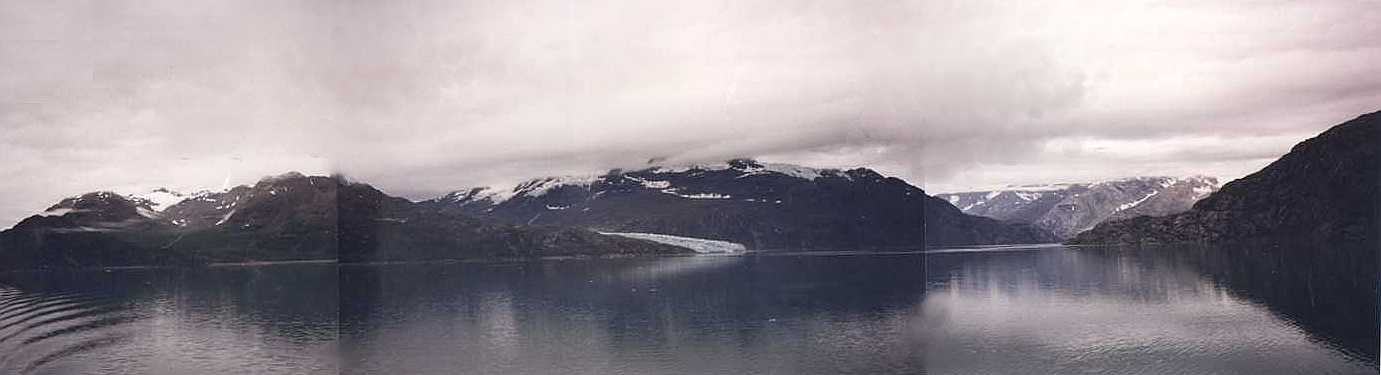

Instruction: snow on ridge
[440,187,516,206]
[440,175,603,207]
[650,161,846,181]
[735,163,826,180]
[128,188,189,212]
[735,162,850,180]
[1115,190,1159,212]
[651,164,731,174]
[601,232,746,254]
[513,175,601,198]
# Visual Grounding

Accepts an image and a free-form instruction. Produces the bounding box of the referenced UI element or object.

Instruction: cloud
[2,0,1380,227]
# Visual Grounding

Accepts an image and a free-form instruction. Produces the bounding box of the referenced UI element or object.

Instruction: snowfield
[601,232,746,254]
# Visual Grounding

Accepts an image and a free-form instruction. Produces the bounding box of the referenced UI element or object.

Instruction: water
[0,264,339,374]
[1,244,1376,374]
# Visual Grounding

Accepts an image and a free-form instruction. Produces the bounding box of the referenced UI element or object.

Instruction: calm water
[0,264,339,374]
[2,244,1376,374]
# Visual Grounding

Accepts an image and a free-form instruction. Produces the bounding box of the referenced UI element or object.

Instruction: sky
[2,0,1380,228]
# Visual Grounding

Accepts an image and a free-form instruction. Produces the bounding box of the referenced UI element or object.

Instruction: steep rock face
[1072,111,1381,245]
[423,159,1057,250]
[937,176,1218,239]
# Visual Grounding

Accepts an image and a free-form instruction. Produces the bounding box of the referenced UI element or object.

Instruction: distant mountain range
[0,160,1060,269]
[5,109,1374,269]
[1072,110,1380,245]
[421,159,1057,250]
[0,174,689,270]
[936,176,1219,239]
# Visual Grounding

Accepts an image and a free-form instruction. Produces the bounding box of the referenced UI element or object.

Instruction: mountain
[128,187,200,212]
[1071,110,1381,245]
[936,176,1219,239]
[0,173,689,270]
[336,178,690,262]
[421,159,1057,250]
[0,192,188,269]
[156,172,342,261]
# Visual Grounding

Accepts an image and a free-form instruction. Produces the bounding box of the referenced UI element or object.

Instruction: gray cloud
[2,0,1380,227]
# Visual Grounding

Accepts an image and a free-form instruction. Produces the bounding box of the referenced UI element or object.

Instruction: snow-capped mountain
[0,172,690,269]
[1074,110,1379,245]
[935,176,1219,239]
[124,187,230,213]
[423,159,1057,249]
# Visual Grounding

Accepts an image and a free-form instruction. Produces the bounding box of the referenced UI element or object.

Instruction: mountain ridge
[0,173,690,270]
[423,158,1058,250]
[1071,110,1380,245]
[937,176,1219,239]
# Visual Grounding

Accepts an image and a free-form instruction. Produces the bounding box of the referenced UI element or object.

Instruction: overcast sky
[2,0,1380,228]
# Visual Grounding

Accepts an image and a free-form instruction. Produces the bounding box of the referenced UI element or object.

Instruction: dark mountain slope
[0,174,689,270]
[1072,110,1380,245]
[0,193,186,269]
[424,159,1057,250]
[336,179,692,263]
[157,172,341,261]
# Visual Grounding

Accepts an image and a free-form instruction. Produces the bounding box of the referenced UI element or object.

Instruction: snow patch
[660,189,732,199]
[733,162,844,180]
[215,209,236,226]
[513,175,600,198]
[624,175,671,189]
[1116,190,1159,212]
[40,208,77,217]
[651,164,731,174]
[601,232,746,254]
[653,161,843,181]
[440,187,518,206]
[1014,192,1043,201]
[1192,185,1214,198]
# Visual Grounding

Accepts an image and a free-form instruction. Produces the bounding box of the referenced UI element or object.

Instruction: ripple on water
[0,285,140,375]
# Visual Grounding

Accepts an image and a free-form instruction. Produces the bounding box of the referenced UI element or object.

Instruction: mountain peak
[937,175,1220,239]
[424,160,1055,249]
[257,171,309,184]
[1073,111,1379,245]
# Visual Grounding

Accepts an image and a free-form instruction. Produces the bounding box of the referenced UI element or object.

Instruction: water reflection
[341,245,1376,375]
[919,245,1377,374]
[340,255,933,375]
[0,265,339,375]
[0,243,1372,374]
